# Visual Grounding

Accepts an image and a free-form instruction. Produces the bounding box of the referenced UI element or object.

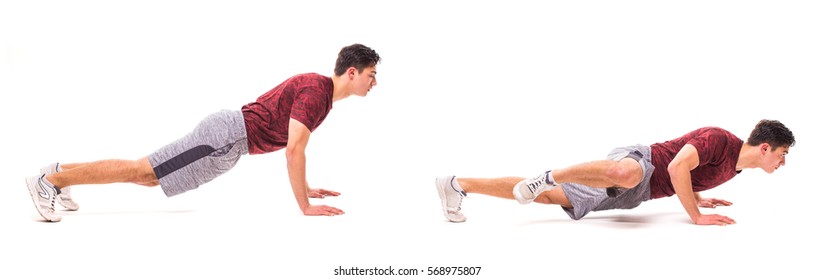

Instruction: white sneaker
[41,163,79,211]
[512,171,557,204]
[435,176,466,222]
[26,175,62,222]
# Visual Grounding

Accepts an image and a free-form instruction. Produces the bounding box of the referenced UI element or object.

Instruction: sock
[55,163,63,172]
[544,170,557,185]
[451,176,467,195]
[40,175,61,194]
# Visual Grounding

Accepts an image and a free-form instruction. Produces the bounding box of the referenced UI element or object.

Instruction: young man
[436,120,795,226]
[27,44,380,222]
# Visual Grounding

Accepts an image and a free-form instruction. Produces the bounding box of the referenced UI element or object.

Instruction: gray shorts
[560,145,655,220]
[148,110,249,197]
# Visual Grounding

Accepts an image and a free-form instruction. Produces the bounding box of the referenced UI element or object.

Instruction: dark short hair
[747,119,795,150]
[334,44,380,76]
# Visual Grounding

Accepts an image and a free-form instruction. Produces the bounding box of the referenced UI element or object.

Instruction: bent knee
[606,159,643,188]
[534,194,554,204]
[533,188,572,208]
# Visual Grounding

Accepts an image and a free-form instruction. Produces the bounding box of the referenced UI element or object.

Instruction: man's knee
[534,188,572,208]
[535,194,554,204]
[606,158,643,188]
[134,157,158,183]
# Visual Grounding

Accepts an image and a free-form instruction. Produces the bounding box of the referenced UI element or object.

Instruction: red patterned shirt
[242,73,333,154]
[649,127,744,199]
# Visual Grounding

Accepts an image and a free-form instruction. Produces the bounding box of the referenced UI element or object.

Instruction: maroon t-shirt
[241,73,333,155]
[648,127,743,199]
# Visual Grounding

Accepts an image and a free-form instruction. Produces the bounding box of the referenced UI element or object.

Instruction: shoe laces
[450,189,466,212]
[528,180,543,193]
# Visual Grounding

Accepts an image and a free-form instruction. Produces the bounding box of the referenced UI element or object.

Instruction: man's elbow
[285,147,304,161]
[667,161,684,177]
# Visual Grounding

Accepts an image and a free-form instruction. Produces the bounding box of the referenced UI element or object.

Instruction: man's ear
[761,143,770,154]
[347,67,358,79]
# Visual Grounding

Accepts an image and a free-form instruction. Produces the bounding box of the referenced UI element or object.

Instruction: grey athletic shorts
[560,145,655,220]
[148,110,249,197]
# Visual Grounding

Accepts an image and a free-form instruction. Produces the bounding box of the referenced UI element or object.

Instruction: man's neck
[332,75,350,102]
[735,143,759,171]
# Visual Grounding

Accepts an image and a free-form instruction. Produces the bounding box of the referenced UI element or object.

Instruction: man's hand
[309,188,341,198]
[303,205,345,216]
[695,214,735,226]
[697,198,732,208]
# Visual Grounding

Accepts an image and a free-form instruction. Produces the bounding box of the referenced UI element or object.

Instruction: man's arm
[667,144,734,225]
[285,118,344,216]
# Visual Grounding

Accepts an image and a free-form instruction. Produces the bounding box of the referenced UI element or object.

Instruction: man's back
[649,127,744,199]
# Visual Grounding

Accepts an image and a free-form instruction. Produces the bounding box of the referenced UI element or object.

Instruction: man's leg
[27,157,158,222]
[45,157,159,188]
[514,157,643,204]
[551,158,644,188]
[40,161,159,211]
[435,176,572,222]
[458,177,572,207]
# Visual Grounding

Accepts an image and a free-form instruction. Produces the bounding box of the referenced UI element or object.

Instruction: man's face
[351,66,377,97]
[762,144,789,173]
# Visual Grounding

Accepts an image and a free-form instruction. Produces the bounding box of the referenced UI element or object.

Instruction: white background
[1,1,813,279]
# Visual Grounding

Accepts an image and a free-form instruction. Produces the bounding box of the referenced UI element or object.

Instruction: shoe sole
[25,177,61,222]
[512,180,533,204]
[435,178,465,223]
[54,185,79,211]
[57,197,79,211]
